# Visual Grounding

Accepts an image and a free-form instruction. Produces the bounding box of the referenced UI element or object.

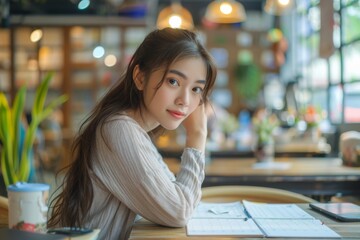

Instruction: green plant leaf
[0,93,10,142]
[39,95,68,122]
[1,150,11,186]
[1,148,18,186]
[19,118,38,182]
[33,72,53,116]
[11,86,26,171]
[0,103,17,185]
[1,71,67,186]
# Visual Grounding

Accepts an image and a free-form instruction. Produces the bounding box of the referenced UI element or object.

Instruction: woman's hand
[182,104,208,152]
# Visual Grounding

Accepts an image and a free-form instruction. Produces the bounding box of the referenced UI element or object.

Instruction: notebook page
[254,219,341,238]
[192,201,247,219]
[186,218,263,237]
[243,200,314,219]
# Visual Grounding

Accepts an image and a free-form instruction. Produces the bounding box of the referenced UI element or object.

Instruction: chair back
[201,185,316,203]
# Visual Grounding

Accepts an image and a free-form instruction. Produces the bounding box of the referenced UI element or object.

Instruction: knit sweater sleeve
[93,116,205,227]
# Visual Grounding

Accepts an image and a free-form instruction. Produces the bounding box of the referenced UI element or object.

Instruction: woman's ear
[133,65,145,90]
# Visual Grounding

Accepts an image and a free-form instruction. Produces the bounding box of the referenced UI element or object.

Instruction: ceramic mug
[8,182,50,233]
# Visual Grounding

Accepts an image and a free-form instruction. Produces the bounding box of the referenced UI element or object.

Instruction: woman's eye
[168,78,179,86]
[193,87,204,94]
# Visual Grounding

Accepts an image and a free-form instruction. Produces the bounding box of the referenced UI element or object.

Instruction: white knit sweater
[84,114,205,239]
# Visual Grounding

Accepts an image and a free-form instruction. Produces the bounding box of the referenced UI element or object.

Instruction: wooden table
[165,157,360,200]
[129,204,360,239]
[159,139,331,159]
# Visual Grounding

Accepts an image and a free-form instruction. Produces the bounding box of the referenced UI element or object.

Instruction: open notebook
[186,200,341,238]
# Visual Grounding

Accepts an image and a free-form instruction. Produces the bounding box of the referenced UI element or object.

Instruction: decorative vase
[304,126,321,141]
[254,138,274,163]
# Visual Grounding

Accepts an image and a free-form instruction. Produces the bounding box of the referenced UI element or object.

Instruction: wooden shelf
[71,62,97,69]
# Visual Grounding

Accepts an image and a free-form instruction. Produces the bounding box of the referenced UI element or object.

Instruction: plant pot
[254,140,274,163]
[304,126,321,141]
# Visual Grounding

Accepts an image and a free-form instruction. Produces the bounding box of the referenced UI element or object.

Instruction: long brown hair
[48,27,217,228]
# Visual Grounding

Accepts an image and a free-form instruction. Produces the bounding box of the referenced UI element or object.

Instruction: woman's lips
[167,110,185,119]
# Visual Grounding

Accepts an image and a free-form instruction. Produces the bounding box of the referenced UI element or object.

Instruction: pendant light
[156,2,194,30]
[264,0,294,15]
[204,0,247,24]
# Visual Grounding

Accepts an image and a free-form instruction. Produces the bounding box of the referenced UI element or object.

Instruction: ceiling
[6,0,265,27]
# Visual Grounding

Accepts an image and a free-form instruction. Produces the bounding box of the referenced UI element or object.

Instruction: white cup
[8,182,50,233]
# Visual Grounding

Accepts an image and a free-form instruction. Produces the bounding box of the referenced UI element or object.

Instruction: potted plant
[297,105,324,141]
[0,72,68,188]
[252,109,279,162]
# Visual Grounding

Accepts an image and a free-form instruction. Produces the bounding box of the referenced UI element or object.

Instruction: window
[343,42,360,83]
[296,0,360,124]
[344,82,360,122]
[329,50,341,84]
[343,1,360,43]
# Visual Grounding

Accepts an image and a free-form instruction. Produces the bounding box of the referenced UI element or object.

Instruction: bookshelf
[0,29,11,100]
[202,28,277,115]
[0,26,147,133]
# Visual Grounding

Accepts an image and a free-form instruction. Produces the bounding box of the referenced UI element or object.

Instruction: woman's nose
[175,90,190,106]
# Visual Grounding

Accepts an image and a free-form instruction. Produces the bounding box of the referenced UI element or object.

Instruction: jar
[8,182,50,233]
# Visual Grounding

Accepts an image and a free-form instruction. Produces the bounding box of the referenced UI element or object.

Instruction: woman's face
[139,57,207,131]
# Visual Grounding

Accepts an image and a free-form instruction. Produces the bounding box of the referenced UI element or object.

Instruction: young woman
[48,27,217,239]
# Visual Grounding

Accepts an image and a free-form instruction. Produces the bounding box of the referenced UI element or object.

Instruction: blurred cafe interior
[0,0,360,204]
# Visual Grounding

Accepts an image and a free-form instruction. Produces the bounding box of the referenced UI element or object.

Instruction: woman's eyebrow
[169,69,206,84]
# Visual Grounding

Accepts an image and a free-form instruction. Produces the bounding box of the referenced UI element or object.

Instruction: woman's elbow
[165,216,189,227]
[160,212,191,227]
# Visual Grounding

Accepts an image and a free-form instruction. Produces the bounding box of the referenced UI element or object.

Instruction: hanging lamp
[156,2,194,30]
[204,0,246,24]
[264,0,294,15]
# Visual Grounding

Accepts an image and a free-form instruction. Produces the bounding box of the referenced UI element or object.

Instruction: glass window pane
[298,9,319,57]
[344,82,360,123]
[342,1,360,43]
[333,11,341,48]
[308,6,321,32]
[298,34,319,63]
[301,65,311,89]
[311,89,328,118]
[309,34,319,59]
[297,36,313,66]
[297,0,311,12]
[297,14,312,38]
[329,85,343,123]
[334,0,341,11]
[310,59,328,88]
[343,42,360,82]
[311,0,320,5]
[343,0,358,6]
[329,50,341,84]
